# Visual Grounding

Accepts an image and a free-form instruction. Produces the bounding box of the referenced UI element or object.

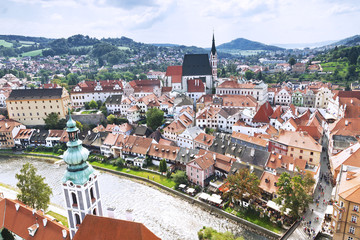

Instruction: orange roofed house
[269,130,322,167]
[0,119,25,149]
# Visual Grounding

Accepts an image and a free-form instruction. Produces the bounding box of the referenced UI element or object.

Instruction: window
[354,205,359,212]
[75,214,81,226]
[340,201,344,207]
[351,215,357,223]
[349,226,355,234]
[310,152,314,156]
[291,148,294,151]
[93,208,97,215]
[71,192,78,207]
[90,187,96,202]
[348,237,353,240]
[290,154,293,157]
[300,150,303,153]
[299,156,302,159]
[310,158,313,162]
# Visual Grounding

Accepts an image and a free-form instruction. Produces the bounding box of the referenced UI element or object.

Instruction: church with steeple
[165,34,218,94]
[62,112,103,239]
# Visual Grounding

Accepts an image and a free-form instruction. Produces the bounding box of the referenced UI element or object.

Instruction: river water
[0,157,267,240]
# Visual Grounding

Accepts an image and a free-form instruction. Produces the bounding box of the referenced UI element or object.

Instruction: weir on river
[0,157,267,240]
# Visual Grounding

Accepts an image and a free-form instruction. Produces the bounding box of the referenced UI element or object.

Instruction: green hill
[217,38,284,51]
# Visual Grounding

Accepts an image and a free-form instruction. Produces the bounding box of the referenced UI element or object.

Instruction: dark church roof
[182,54,212,76]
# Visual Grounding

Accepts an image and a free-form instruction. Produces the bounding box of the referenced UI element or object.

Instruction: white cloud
[50,13,63,21]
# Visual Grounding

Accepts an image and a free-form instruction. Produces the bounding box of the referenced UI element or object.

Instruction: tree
[16,163,52,210]
[159,159,167,173]
[224,168,260,207]
[172,170,188,187]
[198,227,244,240]
[88,100,98,109]
[146,108,164,130]
[100,105,108,117]
[244,70,254,80]
[76,121,83,131]
[107,114,116,124]
[44,112,59,129]
[288,57,296,67]
[274,172,315,218]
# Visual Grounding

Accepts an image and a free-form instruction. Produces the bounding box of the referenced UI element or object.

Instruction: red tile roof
[259,172,279,194]
[231,131,268,148]
[148,143,179,161]
[0,198,70,240]
[252,102,273,123]
[165,66,182,84]
[187,79,205,93]
[73,215,160,240]
[71,80,123,94]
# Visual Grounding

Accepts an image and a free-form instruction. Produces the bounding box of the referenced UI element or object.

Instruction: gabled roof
[105,95,122,105]
[331,143,360,175]
[191,152,215,170]
[0,119,23,132]
[182,54,212,76]
[102,133,119,146]
[270,130,322,152]
[14,129,34,140]
[73,215,160,240]
[163,120,186,134]
[231,131,268,148]
[330,118,360,137]
[259,172,279,194]
[266,152,307,173]
[194,133,215,147]
[252,102,273,123]
[0,198,70,240]
[187,79,205,93]
[165,66,182,84]
[148,143,179,161]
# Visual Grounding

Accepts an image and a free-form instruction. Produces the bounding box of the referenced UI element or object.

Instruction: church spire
[211,32,217,55]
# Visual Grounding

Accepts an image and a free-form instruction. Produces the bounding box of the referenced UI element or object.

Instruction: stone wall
[69,114,105,125]
[92,165,281,240]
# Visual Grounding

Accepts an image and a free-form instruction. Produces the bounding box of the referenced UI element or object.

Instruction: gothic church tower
[62,112,103,239]
[210,33,218,81]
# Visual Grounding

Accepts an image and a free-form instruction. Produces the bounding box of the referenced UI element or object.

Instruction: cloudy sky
[1,0,359,47]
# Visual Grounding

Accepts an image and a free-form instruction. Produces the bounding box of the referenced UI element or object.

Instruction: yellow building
[6,88,70,126]
[269,130,322,167]
[332,165,360,240]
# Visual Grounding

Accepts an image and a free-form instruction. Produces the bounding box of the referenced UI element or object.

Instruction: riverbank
[0,152,282,239]
[92,164,282,240]
[0,151,59,163]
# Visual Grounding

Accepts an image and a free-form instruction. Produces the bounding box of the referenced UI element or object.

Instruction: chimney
[107,207,116,218]
[345,120,349,126]
[5,122,8,128]
[126,209,134,221]
[15,203,20,211]
[28,223,39,237]
[62,229,67,238]
[250,148,255,157]
[213,154,216,162]
[43,218,48,227]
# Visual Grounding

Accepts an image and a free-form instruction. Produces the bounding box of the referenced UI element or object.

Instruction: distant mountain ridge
[327,35,360,47]
[217,38,285,51]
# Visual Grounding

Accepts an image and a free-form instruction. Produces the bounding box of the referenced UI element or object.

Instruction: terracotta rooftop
[0,198,70,240]
[187,79,205,93]
[0,119,23,132]
[103,133,119,146]
[270,130,322,152]
[331,143,360,178]
[163,120,186,134]
[192,152,215,170]
[73,215,160,240]
[14,129,34,140]
[148,143,180,161]
[194,133,215,146]
[259,172,279,194]
[231,131,268,148]
[337,166,360,204]
[217,80,257,89]
[165,66,182,84]
[266,152,307,173]
[330,118,360,137]
[252,102,273,123]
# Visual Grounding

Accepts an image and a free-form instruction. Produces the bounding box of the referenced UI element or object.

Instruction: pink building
[186,152,215,187]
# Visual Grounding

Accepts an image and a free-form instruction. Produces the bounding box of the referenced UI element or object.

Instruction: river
[0,156,267,240]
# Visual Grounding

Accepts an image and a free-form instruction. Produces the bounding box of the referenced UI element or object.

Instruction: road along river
[0,156,268,240]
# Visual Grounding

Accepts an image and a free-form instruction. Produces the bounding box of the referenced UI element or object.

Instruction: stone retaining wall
[69,113,105,125]
[92,165,281,240]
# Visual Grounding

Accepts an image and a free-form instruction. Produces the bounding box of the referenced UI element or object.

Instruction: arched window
[93,208,97,215]
[71,192,78,206]
[90,187,95,202]
[75,214,81,226]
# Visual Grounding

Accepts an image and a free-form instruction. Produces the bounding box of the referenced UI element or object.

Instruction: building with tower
[165,34,218,94]
[62,112,103,239]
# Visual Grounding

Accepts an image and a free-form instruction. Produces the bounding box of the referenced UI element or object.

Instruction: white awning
[179,184,187,189]
[267,200,290,215]
[208,195,222,205]
[325,205,333,215]
[199,193,210,201]
[186,188,195,194]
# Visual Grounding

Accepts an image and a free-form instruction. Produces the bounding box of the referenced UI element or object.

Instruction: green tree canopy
[146,108,164,131]
[16,163,52,210]
[159,159,167,173]
[44,112,60,129]
[198,227,244,240]
[244,70,254,80]
[225,168,260,207]
[274,172,315,218]
[88,100,98,109]
[172,170,188,187]
[76,120,83,131]
[288,57,296,66]
[107,114,116,124]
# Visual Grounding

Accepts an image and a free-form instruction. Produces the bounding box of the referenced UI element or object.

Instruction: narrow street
[288,135,333,239]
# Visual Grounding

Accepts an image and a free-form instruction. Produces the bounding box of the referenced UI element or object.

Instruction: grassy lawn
[21,49,44,57]
[90,161,176,188]
[321,61,349,77]
[81,110,98,114]
[0,40,13,47]
[46,211,68,228]
[25,151,60,156]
